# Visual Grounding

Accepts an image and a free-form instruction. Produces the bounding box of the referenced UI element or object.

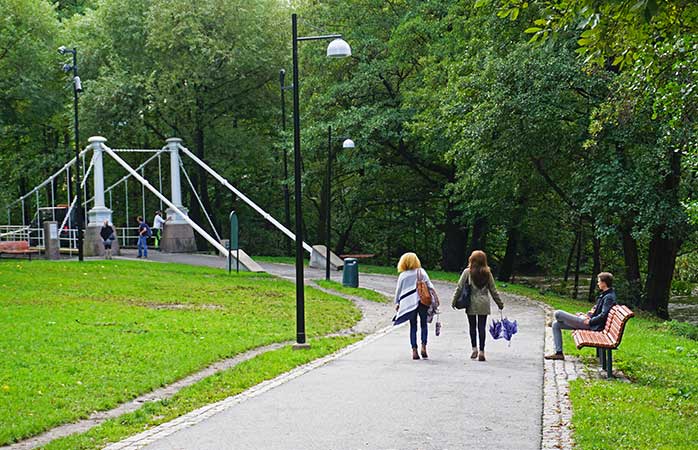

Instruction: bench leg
[599,348,606,370]
[606,349,613,379]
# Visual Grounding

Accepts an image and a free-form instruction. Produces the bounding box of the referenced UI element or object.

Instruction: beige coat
[451,268,503,315]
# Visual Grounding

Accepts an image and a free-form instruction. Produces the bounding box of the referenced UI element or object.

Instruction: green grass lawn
[0,260,360,445]
[252,255,298,265]
[315,280,389,303]
[42,335,361,450]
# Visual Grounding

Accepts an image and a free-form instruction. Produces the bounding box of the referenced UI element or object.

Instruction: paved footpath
[112,251,545,450]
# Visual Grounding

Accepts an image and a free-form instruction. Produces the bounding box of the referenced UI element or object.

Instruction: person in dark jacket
[100,220,115,260]
[544,272,617,360]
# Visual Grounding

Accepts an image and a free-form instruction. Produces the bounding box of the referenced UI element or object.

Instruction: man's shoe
[544,353,565,360]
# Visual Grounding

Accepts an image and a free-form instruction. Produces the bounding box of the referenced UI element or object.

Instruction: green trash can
[342,258,359,287]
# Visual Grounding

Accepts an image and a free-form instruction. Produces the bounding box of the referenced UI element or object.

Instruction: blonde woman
[451,250,503,361]
[394,252,438,360]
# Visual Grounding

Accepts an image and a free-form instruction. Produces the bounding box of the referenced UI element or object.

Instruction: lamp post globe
[326,38,352,58]
[342,139,355,149]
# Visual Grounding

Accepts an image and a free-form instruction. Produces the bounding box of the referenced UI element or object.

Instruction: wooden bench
[573,304,634,378]
[0,241,40,260]
[339,253,375,259]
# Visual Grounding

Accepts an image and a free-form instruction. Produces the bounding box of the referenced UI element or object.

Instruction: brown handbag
[416,269,432,306]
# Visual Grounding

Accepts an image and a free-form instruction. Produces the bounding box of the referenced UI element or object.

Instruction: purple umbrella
[489,318,503,340]
[501,316,519,345]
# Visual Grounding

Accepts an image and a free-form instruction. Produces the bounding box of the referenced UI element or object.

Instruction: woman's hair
[598,272,614,288]
[468,250,491,288]
[397,252,422,272]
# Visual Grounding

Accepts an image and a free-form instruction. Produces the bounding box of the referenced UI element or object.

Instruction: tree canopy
[1,0,696,319]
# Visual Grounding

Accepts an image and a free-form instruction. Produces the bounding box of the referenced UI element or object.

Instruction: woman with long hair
[393,252,439,360]
[451,250,503,361]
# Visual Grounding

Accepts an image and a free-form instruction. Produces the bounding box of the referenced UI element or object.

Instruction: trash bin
[342,258,359,287]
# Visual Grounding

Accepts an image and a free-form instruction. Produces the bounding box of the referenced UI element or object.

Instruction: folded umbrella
[489,318,503,340]
[501,316,519,345]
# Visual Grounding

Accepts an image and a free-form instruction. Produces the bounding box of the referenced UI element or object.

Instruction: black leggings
[468,314,488,351]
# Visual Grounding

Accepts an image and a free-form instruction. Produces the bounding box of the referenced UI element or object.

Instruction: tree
[0,0,63,210]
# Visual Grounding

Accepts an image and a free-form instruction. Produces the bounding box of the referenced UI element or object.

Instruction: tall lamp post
[291,13,351,348]
[279,69,292,256]
[325,125,354,281]
[58,46,84,262]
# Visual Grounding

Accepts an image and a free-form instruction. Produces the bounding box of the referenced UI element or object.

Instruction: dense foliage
[1,0,696,319]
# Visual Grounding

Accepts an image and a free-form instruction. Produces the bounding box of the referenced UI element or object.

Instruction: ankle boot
[478,351,486,361]
[421,344,428,359]
[470,348,479,359]
[412,348,420,360]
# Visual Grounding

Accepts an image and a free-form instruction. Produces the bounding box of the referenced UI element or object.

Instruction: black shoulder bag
[454,271,471,310]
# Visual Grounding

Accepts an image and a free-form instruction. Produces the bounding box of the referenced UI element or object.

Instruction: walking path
[104,251,546,450]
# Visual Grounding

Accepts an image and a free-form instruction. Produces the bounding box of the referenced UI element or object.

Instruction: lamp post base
[292,343,311,350]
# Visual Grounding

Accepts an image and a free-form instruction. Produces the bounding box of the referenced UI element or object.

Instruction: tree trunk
[620,221,642,307]
[334,216,357,256]
[441,202,468,271]
[564,231,578,282]
[588,236,601,302]
[642,231,680,319]
[318,171,328,244]
[573,223,583,299]
[498,197,525,282]
[468,216,488,255]
[19,177,28,225]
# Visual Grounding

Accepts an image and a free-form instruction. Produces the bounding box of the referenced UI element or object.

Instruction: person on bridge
[100,220,115,260]
[152,210,168,249]
[544,272,617,361]
[452,250,504,362]
[136,216,151,259]
[393,252,439,360]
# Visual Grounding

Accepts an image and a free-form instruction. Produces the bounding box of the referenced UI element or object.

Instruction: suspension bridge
[1,136,339,272]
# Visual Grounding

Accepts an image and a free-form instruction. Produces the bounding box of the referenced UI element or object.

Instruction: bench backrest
[603,304,635,347]
[0,241,29,251]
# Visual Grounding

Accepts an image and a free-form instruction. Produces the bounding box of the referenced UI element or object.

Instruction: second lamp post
[325,125,354,281]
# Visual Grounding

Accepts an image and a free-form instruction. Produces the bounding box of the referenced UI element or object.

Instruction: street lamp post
[58,46,84,261]
[291,13,351,348]
[279,69,292,256]
[325,125,354,281]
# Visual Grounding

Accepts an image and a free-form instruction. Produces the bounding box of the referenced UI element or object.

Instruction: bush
[671,279,693,296]
[660,320,698,341]
[675,253,698,283]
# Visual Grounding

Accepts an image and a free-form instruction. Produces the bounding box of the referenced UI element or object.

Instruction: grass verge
[315,280,389,303]
[252,255,299,265]
[42,335,362,450]
[355,263,462,283]
[0,260,360,445]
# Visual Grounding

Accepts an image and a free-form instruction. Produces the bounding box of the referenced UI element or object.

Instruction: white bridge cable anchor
[177,144,313,254]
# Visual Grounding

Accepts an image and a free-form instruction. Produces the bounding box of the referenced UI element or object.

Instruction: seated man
[544,272,617,361]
